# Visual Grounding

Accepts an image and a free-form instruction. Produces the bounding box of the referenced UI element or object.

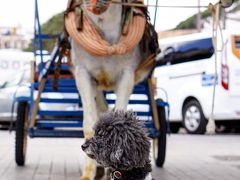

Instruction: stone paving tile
[1,131,240,180]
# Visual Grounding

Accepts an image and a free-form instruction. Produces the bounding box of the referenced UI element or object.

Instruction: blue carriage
[14,0,168,168]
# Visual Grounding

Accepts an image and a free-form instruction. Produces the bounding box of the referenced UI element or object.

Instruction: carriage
[14,0,168,168]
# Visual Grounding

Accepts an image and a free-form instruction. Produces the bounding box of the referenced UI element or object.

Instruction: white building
[0,26,32,50]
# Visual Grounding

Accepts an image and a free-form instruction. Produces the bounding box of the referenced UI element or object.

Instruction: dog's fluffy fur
[82,111,152,180]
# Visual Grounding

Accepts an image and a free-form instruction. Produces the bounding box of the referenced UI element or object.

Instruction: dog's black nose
[81,143,89,151]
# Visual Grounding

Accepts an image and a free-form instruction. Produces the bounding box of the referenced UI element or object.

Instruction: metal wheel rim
[184,105,201,132]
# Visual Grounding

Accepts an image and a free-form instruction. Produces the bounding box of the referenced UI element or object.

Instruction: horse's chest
[94,68,114,90]
[90,58,124,90]
[71,40,141,90]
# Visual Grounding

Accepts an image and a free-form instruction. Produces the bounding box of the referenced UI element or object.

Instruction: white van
[154,31,240,134]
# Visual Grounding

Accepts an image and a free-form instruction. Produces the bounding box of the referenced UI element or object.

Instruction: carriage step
[36,120,83,128]
[44,88,78,93]
[40,98,150,105]
[39,86,79,93]
[36,88,149,95]
[38,110,83,116]
[40,98,81,104]
[39,87,148,94]
[28,129,84,138]
[135,111,152,116]
[36,117,82,120]
[49,64,71,71]
[45,79,76,87]
[107,99,150,105]
[35,80,147,88]
[37,110,150,117]
[34,83,149,94]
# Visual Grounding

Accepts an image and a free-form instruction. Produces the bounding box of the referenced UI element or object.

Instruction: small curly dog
[81,110,152,180]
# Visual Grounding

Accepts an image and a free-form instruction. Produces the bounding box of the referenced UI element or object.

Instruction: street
[0,131,240,180]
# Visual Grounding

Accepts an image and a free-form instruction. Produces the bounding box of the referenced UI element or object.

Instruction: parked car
[0,69,30,124]
[0,49,32,84]
[0,67,79,125]
[154,31,240,134]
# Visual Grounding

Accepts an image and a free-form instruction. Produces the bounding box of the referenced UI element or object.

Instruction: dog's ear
[110,146,123,162]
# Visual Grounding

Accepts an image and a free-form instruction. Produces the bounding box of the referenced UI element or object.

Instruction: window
[3,72,24,88]
[157,38,214,66]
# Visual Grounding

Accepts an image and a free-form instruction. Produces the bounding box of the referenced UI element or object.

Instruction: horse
[64,0,159,179]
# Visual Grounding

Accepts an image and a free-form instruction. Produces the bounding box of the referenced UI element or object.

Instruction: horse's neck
[83,1,123,44]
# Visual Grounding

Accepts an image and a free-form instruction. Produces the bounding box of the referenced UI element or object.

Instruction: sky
[0,0,219,32]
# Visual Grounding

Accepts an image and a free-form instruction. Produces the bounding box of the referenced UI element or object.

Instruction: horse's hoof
[105,168,112,180]
[80,176,91,180]
[94,166,105,180]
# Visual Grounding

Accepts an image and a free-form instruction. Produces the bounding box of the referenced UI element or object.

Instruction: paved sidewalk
[0,131,240,180]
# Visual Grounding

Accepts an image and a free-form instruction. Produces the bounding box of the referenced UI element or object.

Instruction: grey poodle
[81,110,152,180]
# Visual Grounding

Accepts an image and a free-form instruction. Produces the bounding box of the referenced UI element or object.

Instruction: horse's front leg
[74,67,98,180]
[115,69,135,110]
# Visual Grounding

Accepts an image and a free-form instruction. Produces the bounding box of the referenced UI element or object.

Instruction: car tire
[15,101,29,166]
[183,100,207,134]
[155,106,167,167]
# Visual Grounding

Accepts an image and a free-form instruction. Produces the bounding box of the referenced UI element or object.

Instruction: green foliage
[41,12,64,35]
[175,9,210,30]
[24,12,64,52]
[174,14,198,30]
[201,10,211,19]
[175,0,238,30]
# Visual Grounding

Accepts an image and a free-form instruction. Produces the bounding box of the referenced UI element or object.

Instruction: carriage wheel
[154,105,167,167]
[15,101,29,166]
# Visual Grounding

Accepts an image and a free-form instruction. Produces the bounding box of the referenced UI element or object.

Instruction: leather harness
[53,0,159,90]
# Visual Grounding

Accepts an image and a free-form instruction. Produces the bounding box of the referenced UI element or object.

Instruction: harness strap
[75,5,83,30]
[65,0,82,14]
[64,0,83,37]
[135,53,155,74]
[121,6,133,35]
[53,54,63,91]
[53,37,72,90]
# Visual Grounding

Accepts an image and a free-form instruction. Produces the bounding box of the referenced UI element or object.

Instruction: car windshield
[2,72,24,88]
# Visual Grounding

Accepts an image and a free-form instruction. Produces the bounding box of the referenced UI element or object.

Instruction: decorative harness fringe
[65,9,146,56]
